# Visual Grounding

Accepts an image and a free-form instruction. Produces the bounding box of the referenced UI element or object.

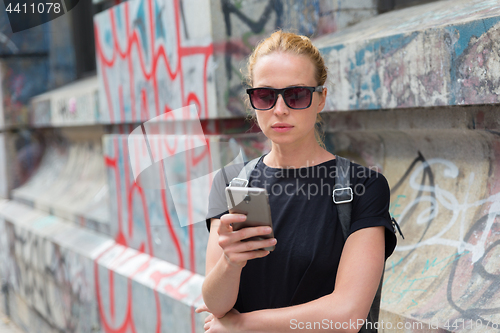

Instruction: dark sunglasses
[246,86,324,110]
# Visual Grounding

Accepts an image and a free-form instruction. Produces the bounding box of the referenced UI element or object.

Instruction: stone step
[0,199,205,333]
[315,0,500,110]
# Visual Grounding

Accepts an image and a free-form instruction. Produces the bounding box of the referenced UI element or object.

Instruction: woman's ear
[317,87,327,112]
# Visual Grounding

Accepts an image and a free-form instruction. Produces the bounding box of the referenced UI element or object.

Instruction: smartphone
[225,186,275,251]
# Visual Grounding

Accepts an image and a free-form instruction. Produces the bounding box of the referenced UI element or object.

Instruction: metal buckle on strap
[229,178,248,187]
[332,187,353,204]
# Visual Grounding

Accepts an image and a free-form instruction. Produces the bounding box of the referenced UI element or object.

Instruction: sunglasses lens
[284,87,311,109]
[250,89,276,110]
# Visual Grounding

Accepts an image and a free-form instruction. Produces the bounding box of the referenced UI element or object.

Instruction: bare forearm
[238,293,364,333]
[236,228,386,333]
[202,256,243,318]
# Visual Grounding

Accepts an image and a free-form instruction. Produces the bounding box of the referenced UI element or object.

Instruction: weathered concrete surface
[0,309,24,333]
[0,199,205,333]
[0,130,45,201]
[0,7,49,130]
[209,0,371,118]
[103,131,269,275]
[4,0,500,331]
[322,106,500,332]
[94,0,352,122]
[315,0,500,111]
[11,132,111,236]
[30,76,101,127]
[0,59,49,128]
[0,5,77,129]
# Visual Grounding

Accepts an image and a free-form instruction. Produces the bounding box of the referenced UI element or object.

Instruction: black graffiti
[393,151,500,325]
[447,212,500,325]
[387,151,437,272]
[221,0,283,82]
[4,221,96,332]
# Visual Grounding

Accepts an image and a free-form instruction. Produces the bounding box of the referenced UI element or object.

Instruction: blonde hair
[244,30,327,148]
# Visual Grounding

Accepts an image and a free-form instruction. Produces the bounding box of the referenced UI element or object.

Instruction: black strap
[226,155,263,210]
[334,155,379,333]
[334,155,353,241]
[233,155,263,185]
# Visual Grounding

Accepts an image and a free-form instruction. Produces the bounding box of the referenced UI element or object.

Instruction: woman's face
[252,52,326,147]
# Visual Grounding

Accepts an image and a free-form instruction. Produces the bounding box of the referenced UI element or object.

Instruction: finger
[233,226,273,242]
[224,249,271,266]
[204,319,212,331]
[204,314,214,324]
[219,214,247,232]
[228,238,277,253]
[195,304,209,313]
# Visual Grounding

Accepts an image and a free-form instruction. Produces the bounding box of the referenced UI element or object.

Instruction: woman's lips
[271,124,294,132]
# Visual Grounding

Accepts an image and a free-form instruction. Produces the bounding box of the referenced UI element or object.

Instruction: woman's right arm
[202,213,276,318]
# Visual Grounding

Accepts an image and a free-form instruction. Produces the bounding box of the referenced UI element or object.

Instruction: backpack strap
[333,155,353,241]
[333,155,380,333]
[226,155,264,208]
[228,155,264,187]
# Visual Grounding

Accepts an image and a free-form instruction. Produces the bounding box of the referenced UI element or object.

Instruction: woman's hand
[196,304,243,332]
[217,213,276,268]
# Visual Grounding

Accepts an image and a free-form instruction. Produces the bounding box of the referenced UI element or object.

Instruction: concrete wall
[312,2,500,328]
[2,0,500,332]
[102,130,269,276]
[0,3,77,129]
[316,0,500,110]
[0,199,205,333]
[30,76,100,127]
[94,0,361,122]
[11,127,110,235]
[322,107,500,331]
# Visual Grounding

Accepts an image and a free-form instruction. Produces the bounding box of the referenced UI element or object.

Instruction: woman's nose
[273,95,289,115]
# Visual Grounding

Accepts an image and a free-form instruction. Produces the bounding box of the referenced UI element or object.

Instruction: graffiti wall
[94,0,353,122]
[0,130,45,199]
[210,0,344,118]
[3,0,500,331]
[103,128,268,275]
[0,199,206,333]
[317,0,500,111]
[0,2,48,128]
[323,106,500,331]
[94,0,216,122]
[30,76,101,127]
[11,130,110,235]
[0,2,77,128]
[0,134,7,199]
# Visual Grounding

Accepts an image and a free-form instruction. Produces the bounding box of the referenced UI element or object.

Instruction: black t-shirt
[205,156,397,313]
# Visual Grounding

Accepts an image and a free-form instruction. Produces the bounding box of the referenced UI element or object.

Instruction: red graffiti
[96,1,212,331]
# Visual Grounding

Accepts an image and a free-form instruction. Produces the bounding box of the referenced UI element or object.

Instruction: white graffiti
[395,158,500,263]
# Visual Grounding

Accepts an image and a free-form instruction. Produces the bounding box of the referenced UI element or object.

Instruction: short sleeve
[205,163,244,232]
[349,169,397,259]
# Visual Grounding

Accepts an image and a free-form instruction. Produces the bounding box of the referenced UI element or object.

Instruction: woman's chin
[265,134,296,146]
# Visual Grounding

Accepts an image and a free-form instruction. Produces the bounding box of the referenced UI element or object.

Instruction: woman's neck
[264,140,334,169]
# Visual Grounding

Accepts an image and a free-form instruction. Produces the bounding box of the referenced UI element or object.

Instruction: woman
[196,30,397,332]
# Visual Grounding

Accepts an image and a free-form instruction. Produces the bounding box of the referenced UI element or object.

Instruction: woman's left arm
[201,225,386,333]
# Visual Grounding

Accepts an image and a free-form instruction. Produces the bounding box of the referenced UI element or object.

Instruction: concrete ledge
[319,107,500,332]
[30,76,100,127]
[11,141,110,236]
[316,0,500,110]
[102,133,268,275]
[0,200,205,332]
